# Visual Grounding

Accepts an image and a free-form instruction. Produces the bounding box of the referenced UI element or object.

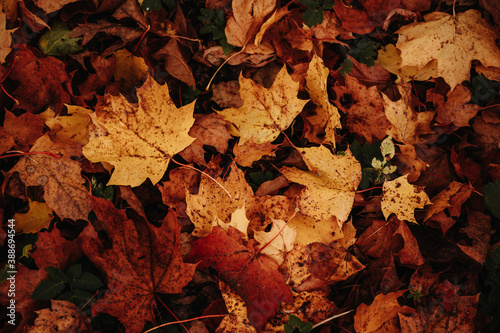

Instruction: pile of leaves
[1,0,500,332]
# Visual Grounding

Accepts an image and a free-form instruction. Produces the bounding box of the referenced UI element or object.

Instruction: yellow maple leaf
[40,105,92,145]
[254,219,296,265]
[395,9,500,91]
[113,49,149,92]
[382,83,434,144]
[0,10,16,64]
[13,199,54,234]
[214,203,251,239]
[83,76,196,187]
[217,66,309,145]
[305,54,341,147]
[280,146,361,223]
[381,175,431,224]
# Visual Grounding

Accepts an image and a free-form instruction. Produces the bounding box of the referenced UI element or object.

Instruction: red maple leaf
[186,226,293,331]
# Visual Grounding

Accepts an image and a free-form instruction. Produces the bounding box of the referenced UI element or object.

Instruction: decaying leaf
[217,65,309,145]
[83,75,196,187]
[81,196,196,333]
[254,219,296,265]
[381,175,431,223]
[24,300,92,333]
[10,134,91,221]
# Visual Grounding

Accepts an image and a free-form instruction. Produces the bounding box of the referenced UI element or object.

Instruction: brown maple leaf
[80,196,196,333]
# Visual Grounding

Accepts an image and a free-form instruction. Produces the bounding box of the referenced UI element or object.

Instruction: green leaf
[37,21,83,56]
[484,180,500,218]
[299,0,319,7]
[66,264,82,280]
[71,272,104,291]
[339,58,353,77]
[47,266,68,283]
[348,39,381,67]
[32,279,66,300]
[303,7,324,27]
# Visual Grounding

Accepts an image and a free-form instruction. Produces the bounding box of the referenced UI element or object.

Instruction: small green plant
[339,58,353,78]
[32,264,103,307]
[350,136,397,189]
[140,0,175,12]
[284,314,313,333]
[299,0,334,27]
[348,39,381,67]
[91,176,114,200]
[198,8,233,55]
[407,286,422,303]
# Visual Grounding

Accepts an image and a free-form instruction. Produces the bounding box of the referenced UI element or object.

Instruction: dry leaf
[233,139,277,167]
[13,199,54,234]
[11,135,91,221]
[25,300,91,333]
[217,65,308,145]
[381,175,431,223]
[280,146,361,223]
[254,219,296,265]
[113,49,150,92]
[0,10,16,63]
[83,75,196,187]
[305,54,341,146]
[396,9,500,91]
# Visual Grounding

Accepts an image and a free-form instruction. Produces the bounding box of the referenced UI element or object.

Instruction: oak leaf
[381,175,431,223]
[80,196,196,333]
[186,226,293,331]
[280,146,362,223]
[83,75,196,187]
[217,65,309,145]
[396,9,500,92]
[10,135,91,221]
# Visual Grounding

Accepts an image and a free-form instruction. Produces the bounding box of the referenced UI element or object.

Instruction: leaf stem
[143,314,225,333]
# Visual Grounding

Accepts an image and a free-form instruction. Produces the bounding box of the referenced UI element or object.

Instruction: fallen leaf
[40,105,92,145]
[424,182,472,234]
[305,54,341,146]
[393,219,425,267]
[354,290,415,333]
[10,134,91,221]
[113,48,150,92]
[13,199,54,234]
[233,139,278,167]
[396,9,500,91]
[217,65,308,145]
[180,113,233,166]
[4,110,45,151]
[81,196,196,333]
[152,39,196,88]
[333,75,391,143]
[383,83,434,144]
[83,75,196,187]
[186,226,293,331]
[376,43,438,82]
[381,175,431,223]
[396,144,429,182]
[186,165,253,237]
[280,146,361,223]
[458,209,491,264]
[254,219,296,265]
[0,10,16,63]
[33,0,81,14]
[334,4,376,34]
[225,0,276,47]
[432,84,481,128]
[9,44,72,113]
[311,10,353,43]
[214,203,251,239]
[25,300,92,333]
[216,280,256,332]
